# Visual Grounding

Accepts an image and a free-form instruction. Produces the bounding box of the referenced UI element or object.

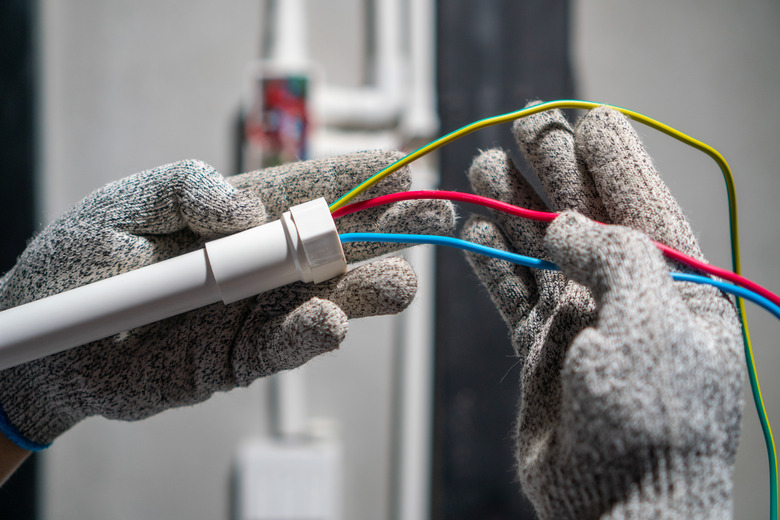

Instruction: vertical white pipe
[394,163,438,520]
[395,246,436,520]
[265,0,311,439]
[373,0,404,115]
[270,368,309,438]
[268,0,309,67]
[401,0,439,139]
[393,0,439,517]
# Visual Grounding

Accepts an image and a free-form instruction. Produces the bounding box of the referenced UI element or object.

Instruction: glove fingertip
[511,100,572,147]
[265,298,349,372]
[288,297,349,354]
[331,257,418,318]
[190,191,266,238]
[545,211,667,296]
[340,198,456,263]
[461,214,496,243]
[467,148,514,198]
[574,106,646,171]
[460,215,506,275]
[543,211,597,276]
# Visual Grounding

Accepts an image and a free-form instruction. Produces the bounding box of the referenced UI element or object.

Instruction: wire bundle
[328,100,779,519]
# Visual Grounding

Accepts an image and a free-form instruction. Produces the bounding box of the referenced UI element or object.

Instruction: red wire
[331,190,557,222]
[333,190,780,309]
[656,243,779,306]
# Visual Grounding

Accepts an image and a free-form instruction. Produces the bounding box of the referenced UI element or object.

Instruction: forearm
[0,429,31,485]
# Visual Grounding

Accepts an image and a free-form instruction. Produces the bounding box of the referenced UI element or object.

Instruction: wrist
[0,427,31,485]
[601,452,733,520]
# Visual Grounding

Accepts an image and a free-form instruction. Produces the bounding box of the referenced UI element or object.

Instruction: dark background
[433,1,573,518]
[0,0,40,518]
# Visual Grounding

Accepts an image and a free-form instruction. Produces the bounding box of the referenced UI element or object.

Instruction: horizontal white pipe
[316,87,401,128]
[0,198,346,370]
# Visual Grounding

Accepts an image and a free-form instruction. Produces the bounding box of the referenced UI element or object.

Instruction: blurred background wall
[573,3,780,517]
[37,1,403,519]
[1,0,777,518]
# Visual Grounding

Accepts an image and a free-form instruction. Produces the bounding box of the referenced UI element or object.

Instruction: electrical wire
[342,232,556,270]
[340,232,780,328]
[334,190,780,310]
[330,100,776,519]
[332,190,556,223]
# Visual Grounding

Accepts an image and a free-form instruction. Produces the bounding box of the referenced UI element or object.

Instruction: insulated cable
[340,232,780,327]
[333,190,780,310]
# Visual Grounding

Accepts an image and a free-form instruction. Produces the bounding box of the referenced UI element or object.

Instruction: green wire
[329,99,777,518]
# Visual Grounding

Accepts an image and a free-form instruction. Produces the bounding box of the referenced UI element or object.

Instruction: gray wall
[39,1,396,519]
[573,2,780,518]
[36,1,780,518]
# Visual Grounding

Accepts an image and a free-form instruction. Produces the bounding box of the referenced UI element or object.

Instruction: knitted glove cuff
[0,399,51,451]
[530,449,734,520]
[0,372,77,449]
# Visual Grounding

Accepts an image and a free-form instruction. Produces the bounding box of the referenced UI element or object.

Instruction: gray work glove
[0,150,455,450]
[463,105,744,519]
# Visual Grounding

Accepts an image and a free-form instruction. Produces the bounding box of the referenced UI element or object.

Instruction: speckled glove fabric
[463,105,744,519]
[0,150,455,450]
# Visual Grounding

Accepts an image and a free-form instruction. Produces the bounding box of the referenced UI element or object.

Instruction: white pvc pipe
[270,369,309,438]
[394,244,435,520]
[393,158,438,520]
[267,0,309,67]
[392,0,439,516]
[0,249,219,371]
[401,0,439,139]
[0,198,346,370]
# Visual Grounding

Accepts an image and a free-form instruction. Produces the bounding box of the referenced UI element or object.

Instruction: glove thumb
[544,211,676,319]
[115,160,267,238]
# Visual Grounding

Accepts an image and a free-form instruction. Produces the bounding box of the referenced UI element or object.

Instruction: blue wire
[340,233,559,271]
[672,272,780,321]
[340,232,780,321]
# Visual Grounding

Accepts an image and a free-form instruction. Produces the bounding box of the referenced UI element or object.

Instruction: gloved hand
[0,150,455,450]
[463,105,744,519]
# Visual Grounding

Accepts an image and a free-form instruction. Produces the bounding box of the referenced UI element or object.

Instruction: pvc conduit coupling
[0,197,347,369]
[205,197,346,304]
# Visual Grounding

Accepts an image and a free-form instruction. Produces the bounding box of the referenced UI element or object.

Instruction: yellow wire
[328,99,778,516]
